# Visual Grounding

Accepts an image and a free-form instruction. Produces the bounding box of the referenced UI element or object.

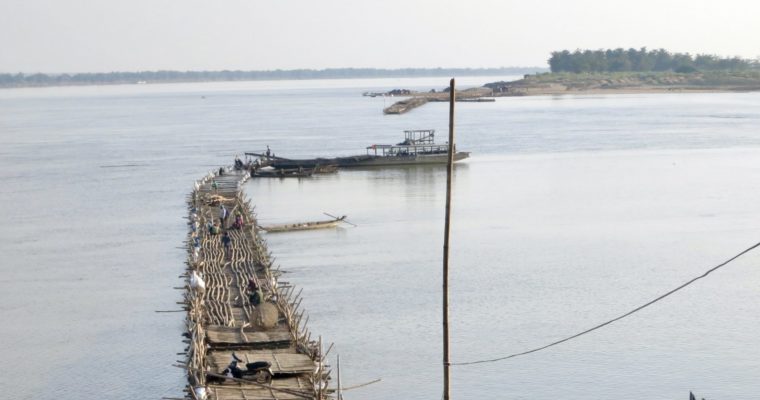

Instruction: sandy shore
[383,72,760,114]
[486,71,760,97]
[492,86,759,96]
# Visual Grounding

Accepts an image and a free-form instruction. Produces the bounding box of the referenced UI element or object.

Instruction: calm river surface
[1,77,759,399]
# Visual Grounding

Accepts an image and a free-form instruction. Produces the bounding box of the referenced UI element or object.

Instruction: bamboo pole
[442,78,456,400]
[336,354,342,400]
[318,335,323,399]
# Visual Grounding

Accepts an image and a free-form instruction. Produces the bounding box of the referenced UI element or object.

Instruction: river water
[1,77,759,400]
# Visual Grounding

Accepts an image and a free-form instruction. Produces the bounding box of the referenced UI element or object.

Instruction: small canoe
[260,216,346,233]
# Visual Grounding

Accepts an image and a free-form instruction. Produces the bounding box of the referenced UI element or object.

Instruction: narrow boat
[245,129,469,169]
[252,166,313,178]
[260,215,347,233]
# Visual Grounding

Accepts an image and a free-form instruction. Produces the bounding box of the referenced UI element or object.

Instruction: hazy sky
[1,0,759,73]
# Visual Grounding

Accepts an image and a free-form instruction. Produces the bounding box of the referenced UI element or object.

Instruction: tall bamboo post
[442,78,456,400]
[337,354,342,400]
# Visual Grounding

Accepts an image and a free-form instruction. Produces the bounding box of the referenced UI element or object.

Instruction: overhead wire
[452,240,760,366]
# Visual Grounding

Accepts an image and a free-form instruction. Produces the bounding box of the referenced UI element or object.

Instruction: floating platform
[381,87,494,114]
[246,130,469,170]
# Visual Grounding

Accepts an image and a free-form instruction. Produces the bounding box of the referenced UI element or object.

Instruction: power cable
[452,240,760,366]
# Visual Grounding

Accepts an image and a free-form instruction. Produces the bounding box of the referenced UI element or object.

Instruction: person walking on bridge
[221,231,232,260]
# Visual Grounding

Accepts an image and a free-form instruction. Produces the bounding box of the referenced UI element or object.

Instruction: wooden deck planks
[209,351,318,375]
[211,377,310,400]
[206,325,293,346]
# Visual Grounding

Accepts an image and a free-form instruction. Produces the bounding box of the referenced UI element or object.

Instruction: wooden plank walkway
[180,168,331,400]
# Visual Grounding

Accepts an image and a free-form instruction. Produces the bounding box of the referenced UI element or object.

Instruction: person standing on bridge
[221,231,232,260]
[219,204,229,228]
[232,212,244,230]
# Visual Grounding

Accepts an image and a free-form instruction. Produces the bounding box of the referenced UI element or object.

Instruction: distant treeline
[0,67,544,88]
[549,48,759,73]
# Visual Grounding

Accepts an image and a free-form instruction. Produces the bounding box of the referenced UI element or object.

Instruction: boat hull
[270,151,470,169]
[253,169,313,178]
[260,219,343,233]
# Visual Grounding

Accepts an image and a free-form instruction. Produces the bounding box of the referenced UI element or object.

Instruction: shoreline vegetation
[0,67,543,89]
[500,48,760,95]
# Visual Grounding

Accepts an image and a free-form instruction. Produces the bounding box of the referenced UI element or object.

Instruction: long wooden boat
[260,216,346,233]
[252,167,313,178]
[245,129,469,169]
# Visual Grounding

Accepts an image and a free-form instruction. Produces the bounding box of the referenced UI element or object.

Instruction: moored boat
[260,215,347,233]
[245,130,469,169]
[252,166,313,178]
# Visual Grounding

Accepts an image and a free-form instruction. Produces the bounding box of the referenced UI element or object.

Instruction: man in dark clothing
[221,232,232,259]
[247,278,263,306]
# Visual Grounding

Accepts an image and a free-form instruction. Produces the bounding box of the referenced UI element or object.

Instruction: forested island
[0,67,543,89]
[547,48,758,73]
[485,48,760,96]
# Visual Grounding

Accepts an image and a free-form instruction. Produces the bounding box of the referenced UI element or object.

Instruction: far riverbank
[382,70,760,114]
[485,70,760,96]
[0,67,544,89]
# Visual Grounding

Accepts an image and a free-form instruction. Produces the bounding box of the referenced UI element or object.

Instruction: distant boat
[260,215,347,233]
[457,97,495,102]
[246,129,469,169]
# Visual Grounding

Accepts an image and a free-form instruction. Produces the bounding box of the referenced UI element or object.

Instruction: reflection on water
[249,149,760,400]
[1,80,759,400]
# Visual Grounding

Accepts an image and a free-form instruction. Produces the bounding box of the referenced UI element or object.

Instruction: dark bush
[675,65,698,73]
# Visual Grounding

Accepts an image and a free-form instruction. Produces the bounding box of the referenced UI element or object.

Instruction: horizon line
[2,66,548,75]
